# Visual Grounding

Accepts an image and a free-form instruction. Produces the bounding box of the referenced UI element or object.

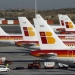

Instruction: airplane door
[68,50,73,61]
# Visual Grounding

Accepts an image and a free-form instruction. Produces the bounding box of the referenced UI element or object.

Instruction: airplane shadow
[18,49,32,52]
[67,68,75,71]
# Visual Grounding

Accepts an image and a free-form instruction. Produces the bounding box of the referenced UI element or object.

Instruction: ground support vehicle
[44,62,55,69]
[28,60,41,69]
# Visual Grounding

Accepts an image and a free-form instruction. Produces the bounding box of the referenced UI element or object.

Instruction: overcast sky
[0,0,75,10]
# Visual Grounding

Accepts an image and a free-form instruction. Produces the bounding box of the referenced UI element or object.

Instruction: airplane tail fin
[58,14,65,27]
[0,27,9,35]
[63,15,75,31]
[33,14,68,50]
[18,17,38,41]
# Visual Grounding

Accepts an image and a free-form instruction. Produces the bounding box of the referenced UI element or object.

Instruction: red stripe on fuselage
[30,50,75,57]
[0,36,23,39]
[63,41,75,44]
[15,40,75,46]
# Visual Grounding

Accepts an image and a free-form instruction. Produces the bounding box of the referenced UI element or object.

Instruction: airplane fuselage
[0,35,75,47]
[0,35,23,45]
[30,49,75,66]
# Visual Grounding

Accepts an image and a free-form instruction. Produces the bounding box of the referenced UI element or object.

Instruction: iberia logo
[40,31,55,44]
[65,22,73,28]
[23,27,35,36]
[61,20,64,26]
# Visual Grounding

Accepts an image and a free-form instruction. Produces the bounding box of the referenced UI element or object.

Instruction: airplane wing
[22,43,35,47]
[15,41,36,47]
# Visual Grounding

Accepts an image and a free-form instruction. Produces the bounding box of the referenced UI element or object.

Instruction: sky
[0,0,75,10]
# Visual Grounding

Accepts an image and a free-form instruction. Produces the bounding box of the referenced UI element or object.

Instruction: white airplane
[62,15,75,32]
[0,18,38,47]
[0,17,39,48]
[18,17,39,48]
[0,27,23,46]
[30,15,75,67]
[55,14,75,34]
[55,14,75,47]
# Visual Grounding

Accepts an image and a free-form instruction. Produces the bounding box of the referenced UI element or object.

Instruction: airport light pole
[35,0,37,18]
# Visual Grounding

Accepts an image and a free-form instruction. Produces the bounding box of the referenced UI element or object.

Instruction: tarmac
[0,46,75,75]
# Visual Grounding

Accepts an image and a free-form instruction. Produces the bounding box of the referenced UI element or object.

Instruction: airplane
[55,14,75,47]
[30,15,75,67]
[0,18,38,47]
[0,17,39,48]
[17,17,39,48]
[33,14,75,48]
[63,15,75,32]
[0,17,37,47]
[55,14,75,34]
[38,14,75,48]
[49,14,75,34]
[0,27,24,46]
